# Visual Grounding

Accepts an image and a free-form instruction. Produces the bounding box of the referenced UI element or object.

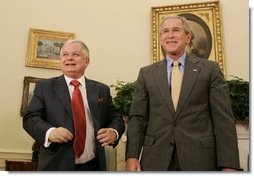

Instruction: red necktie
[71,80,86,158]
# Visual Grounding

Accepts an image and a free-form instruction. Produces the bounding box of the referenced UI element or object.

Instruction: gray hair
[159,15,192,35]
[60,39,89,58]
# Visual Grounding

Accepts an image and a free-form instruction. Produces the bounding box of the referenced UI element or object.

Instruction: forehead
[62,42,82,52]
[161,18,183,28]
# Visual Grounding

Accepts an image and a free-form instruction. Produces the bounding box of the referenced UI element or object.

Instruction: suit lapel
[54,75,72,117]
[54,76,100,132]
[175,55,201,118]
[153,59,175,115]
[85,78,100,132]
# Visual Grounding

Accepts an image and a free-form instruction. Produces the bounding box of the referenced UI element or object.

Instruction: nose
[66,55,73,60]
[168,31,175,38]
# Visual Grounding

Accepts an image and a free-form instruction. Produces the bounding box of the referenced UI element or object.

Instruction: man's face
[60,42,89,79]
[160,18,191,59]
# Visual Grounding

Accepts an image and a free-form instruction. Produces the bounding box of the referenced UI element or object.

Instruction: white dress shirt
[44,75,119,164]
[44,75,95,164]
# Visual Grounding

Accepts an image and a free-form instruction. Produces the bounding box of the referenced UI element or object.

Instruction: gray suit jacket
[126,55,240,171]
[23,75,125,171]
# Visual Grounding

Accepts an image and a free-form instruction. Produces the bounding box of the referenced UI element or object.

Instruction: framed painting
[20,76,45,116]
[151,1,225,74]
[26,28,75,70]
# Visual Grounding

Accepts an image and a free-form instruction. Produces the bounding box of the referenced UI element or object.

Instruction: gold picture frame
[20,76,45,116]
[152,1,225,74]
[26,28,75,70]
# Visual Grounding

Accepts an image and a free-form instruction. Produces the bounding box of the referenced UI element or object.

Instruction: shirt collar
[64,75,86,88]
[166,53,186,67]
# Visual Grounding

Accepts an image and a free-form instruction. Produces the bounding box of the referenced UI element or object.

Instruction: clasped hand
[96,128,117,147]
[49,127,116,147]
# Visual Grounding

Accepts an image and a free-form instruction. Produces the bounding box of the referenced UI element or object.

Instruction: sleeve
[22,81,53,145]
[208,62,241,170]
[126,68,149,160]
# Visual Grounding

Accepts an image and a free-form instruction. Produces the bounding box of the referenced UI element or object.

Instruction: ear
[85,57,90,66]
[186,33,192,44]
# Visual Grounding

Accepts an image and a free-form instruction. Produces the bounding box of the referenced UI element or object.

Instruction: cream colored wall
[0,0,248,170]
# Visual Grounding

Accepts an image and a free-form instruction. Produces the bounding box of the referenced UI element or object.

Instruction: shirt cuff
[44,127,56,147]
[109,128,119,141]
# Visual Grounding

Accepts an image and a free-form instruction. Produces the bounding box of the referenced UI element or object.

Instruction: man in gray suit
[23,40,125,171]
[125,15,241,171]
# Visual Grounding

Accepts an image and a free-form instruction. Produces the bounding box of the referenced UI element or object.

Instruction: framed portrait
[26,28,75,70]
[20,76,45,116]
[152,1,225,74]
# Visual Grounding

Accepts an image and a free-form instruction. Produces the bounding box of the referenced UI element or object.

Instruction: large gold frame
[26,28,75,70]
[152,1,225,74]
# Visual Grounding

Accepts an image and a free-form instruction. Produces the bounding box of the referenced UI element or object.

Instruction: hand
[96,128,116,147]
[49,127,73,143]
[126,158,141,171]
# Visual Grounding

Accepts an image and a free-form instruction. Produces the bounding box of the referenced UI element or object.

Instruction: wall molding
[0,149,32,171]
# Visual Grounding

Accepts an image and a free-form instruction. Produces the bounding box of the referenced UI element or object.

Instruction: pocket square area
[98,97,104,103]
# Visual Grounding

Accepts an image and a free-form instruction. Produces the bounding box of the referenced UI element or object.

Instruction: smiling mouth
[65,63,76,66]
[167,41,177,44]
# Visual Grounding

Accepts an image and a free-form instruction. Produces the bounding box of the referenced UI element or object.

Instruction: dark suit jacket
[23,75,125,171]
[126,55,241,171]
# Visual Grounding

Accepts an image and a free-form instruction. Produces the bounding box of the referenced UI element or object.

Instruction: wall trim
[0,149,33,171]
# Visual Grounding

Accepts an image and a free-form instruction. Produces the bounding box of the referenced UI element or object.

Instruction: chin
[64,70,76,76]
[166,51,177,55]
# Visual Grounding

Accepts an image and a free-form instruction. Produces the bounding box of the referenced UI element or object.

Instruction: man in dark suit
[23,40,125,171]
[125,15,241,171]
